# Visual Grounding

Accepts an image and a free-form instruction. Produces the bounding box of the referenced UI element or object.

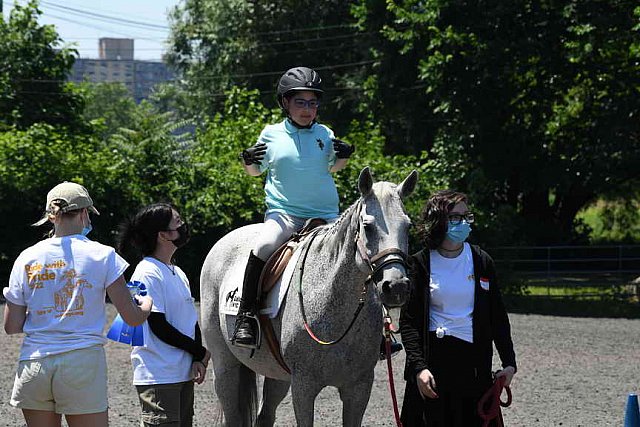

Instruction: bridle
[298,201,409,346]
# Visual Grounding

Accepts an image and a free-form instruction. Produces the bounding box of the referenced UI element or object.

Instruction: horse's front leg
[290,370,324,427]
[257,377,291,427]
[338,369,375,427]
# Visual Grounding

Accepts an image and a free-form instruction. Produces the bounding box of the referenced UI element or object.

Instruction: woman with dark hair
[232,66,355,349]
[400,190,517,426]
[118,203,210,427]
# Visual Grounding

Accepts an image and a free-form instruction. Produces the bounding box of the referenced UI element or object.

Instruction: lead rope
[477,373,512,427]
[384,314,403,427]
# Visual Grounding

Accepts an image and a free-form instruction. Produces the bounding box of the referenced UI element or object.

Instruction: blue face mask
[81,215,93,236]
[81,223,92,236]
[446,220,471,243]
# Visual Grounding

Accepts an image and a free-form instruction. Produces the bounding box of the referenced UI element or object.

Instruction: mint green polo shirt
[258,119,339,219]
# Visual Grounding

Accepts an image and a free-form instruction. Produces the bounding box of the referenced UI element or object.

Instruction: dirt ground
[0,304,638,426]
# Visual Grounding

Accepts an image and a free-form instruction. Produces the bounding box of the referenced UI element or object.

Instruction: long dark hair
[117,203,174,259]
[418,190,468,249]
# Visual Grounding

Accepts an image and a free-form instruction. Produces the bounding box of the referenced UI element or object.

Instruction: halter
[298,201,409,346]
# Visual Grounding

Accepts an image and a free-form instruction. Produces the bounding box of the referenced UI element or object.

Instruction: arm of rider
[416,368,439,399]
[3,300,26,335]
[495,365,516,386]
[107,276,152,326]
[240,142,267,177]
[330,139,354,172]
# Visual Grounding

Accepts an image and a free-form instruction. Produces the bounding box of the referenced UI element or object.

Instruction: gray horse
[200,167,417,426]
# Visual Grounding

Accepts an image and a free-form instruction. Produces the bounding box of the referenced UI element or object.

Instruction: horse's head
[355,167,417,308]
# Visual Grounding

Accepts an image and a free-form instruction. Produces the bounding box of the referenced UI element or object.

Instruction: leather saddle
[258,217,327,295]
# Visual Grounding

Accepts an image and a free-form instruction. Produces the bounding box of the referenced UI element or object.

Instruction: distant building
[69,38,174,102]
[99,38,134,60]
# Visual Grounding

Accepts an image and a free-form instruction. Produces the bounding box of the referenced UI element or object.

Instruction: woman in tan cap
[3,181,153,427]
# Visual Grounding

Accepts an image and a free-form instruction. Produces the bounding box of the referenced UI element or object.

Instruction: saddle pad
[219,244,304,319]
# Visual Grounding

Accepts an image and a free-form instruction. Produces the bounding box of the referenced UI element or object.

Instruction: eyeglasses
[165,219,185,231]
[448,212,475,225]
[292,98,320,109]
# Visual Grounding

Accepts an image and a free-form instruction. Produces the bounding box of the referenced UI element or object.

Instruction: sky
[3,0,179,61]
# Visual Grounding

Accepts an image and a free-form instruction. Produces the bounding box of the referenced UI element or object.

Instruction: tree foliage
[165,0,372,132]
[0,1,84,130]
[81,82,137,138]
[354,0,640,244]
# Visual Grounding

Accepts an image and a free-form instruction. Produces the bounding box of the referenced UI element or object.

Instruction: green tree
[166,0,373,133]
[0,124,100,278]
[81,82,137,139]
[354,0,640,245]
[578,199,640,243]
[0,1,84,129]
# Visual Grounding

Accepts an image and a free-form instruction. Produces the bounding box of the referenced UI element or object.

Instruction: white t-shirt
[3,235,128,360]
[130,257,198,385]
[428,243,475,343]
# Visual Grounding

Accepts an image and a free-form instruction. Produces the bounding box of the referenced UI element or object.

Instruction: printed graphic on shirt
[317,139,324,150]
[25,260,66,289]
[26,262,93,318]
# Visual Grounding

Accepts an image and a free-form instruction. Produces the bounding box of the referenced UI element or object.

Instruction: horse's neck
[307,201,371,303]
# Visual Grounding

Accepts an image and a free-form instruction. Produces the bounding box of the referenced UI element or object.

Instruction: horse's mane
[313,182,401,261]
[316,196,363,261]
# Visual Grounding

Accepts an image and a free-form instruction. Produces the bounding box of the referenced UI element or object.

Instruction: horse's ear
[358,167,373,197]
[398,170,418,200]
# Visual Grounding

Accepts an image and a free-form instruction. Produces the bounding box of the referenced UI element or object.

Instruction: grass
[504,280,640,318]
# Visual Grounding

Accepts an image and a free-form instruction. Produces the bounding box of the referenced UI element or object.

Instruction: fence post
[547,247,551,297]
[618,245,623,273]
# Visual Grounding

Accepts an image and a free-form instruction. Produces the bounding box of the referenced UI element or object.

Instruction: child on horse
[232,66,354,349]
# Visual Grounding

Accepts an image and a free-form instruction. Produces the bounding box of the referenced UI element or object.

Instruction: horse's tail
[237,364,258,426]
[210,362,258,426]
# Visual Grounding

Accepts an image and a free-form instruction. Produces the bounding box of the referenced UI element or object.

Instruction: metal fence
[489,245,640,299]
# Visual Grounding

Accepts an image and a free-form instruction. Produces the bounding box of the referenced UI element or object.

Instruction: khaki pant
[136,381,194,426]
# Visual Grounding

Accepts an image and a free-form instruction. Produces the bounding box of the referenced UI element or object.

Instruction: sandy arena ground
[0,304,638,426]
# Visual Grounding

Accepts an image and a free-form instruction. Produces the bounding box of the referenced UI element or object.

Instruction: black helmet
[277,67,323,109]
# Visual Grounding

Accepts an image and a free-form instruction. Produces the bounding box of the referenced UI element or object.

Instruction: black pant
[423,333,491,427]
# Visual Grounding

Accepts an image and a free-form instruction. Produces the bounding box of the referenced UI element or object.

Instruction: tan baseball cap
[33,182,100,226]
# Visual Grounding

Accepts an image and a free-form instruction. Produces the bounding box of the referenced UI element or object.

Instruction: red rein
[477,375,512,427]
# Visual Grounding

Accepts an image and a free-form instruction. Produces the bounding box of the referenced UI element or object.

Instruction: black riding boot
[231,251,266,349]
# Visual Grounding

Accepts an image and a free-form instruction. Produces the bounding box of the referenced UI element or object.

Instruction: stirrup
[231,312,262,350]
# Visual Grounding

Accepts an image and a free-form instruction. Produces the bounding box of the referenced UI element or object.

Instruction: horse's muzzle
[380,276,411,307]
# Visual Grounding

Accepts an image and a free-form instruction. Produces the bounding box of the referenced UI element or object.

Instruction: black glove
[333,138,355,159]
[240,142,267,165]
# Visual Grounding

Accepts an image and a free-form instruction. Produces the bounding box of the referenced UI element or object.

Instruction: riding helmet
[276,67,323,109]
